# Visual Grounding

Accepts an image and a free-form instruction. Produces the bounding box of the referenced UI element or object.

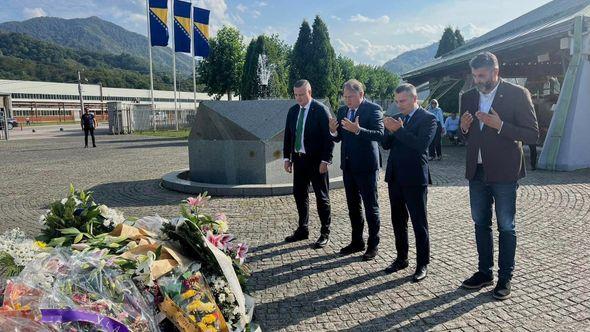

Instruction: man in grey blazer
[459,52,539,300]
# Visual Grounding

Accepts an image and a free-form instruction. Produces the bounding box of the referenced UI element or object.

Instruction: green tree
[454,29,465,46]
[336,55,355,87]
[308,16,339,107]
[435,26,460,58]
[289,20,313,91]
[198,26,245,100]
[241,37,262,100]
[240,34,291,100]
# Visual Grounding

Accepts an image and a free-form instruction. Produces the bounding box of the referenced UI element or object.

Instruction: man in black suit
[283,79,335,248]
[329,79,384,261]
[382,83,437,282]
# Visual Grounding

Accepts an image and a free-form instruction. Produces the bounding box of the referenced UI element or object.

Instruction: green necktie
[295,107,306,152]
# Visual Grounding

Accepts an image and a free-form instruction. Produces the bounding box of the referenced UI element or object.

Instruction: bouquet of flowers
[0,228,45,279]
[2,248,158,331]
[158,265,229,332]
[36,185,125,247]
[0,187,256,331]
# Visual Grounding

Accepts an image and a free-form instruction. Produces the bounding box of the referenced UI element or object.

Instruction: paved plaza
[0,132,589,331]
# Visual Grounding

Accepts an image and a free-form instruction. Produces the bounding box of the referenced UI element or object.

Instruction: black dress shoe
[339,242,365,256]
[461,272,493,289]
[412,265,428,282]
[384,259,409,274]
[285,230,309,243]
[313,234,330,249]
[362,247,378,261]
[493,279,511,300]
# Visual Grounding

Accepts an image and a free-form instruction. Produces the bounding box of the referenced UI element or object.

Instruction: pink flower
[214,213,227,222]
[235,243,249,264]
[206,231,222,249]
[186,194,209,209]
[207,231,233,250]
[219,234,234,249]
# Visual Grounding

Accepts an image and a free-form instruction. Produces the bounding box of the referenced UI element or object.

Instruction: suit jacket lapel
[303,100,314,136]
[405,108,424,129]
[490,80,505,116]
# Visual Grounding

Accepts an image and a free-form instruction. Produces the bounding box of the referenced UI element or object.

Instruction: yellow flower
[187,299,216,313]
[35,241,47,248]
[181,289,197,300]
[201,314,217,325]
[197,322,208,330]
[189,315,197,323]
[204,326,217,332]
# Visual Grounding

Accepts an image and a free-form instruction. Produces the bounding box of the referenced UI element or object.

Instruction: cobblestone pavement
[1,134,589,331]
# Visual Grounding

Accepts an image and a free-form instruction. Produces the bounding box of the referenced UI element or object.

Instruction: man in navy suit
[329,79,384,261]
[382,83,437,282]
[283,80,335,248]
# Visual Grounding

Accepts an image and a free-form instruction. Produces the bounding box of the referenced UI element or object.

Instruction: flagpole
[171,0,179,131]
[146,0,156,131]
[191,4,197,111]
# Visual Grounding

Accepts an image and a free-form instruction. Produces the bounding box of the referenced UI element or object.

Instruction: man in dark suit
[459,52,538,300]
[329,79,384,261]
[81,107,97,148]
[381,83,437,282]
[283,79,335,248]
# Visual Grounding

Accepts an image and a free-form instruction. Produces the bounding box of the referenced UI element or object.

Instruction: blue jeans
[469,165,518,281]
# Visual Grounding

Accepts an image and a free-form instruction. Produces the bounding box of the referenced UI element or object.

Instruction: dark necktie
[348,109,356,121]
[404,114,410,124]
[295,107,306,152]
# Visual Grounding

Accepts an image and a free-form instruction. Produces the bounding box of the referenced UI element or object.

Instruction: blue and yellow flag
[149,0,169,47]
[174,0,191,53]
[193,7,210,58]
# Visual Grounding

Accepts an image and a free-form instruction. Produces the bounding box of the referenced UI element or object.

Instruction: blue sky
[0,0,552,65]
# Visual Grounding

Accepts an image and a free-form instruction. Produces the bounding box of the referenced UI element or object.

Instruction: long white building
[0,79,220,122]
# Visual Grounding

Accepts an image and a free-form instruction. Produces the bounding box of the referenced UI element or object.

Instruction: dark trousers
[469,165,518,281]
[84,127,96,147]
[292,154,331,235]
[429,123,442,158]
[529,144,537,169]
[388,181,430,266]
[343,168,380,249]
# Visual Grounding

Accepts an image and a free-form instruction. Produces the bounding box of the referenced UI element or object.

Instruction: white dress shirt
[295,100,312,154]
[477,83,499,163]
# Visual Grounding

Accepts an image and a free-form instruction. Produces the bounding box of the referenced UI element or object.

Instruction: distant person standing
[444,112,461,145]
[427,99,444,160]
[81,107,97,148]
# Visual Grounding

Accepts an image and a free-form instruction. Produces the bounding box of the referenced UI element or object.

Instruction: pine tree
[454,29,465,47]
[309,16,338,104]
[435,27,458,58]
[240,36,264,100]
[289,20,313,91]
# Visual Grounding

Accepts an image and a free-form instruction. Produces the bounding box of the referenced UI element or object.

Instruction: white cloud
[330,15,342,21]
[460,23,489,39]
[349,14,390,24]
[252,10,261,18]
[337,39,434,65]
[255,1,267,7]
[236,4,247,13]
[335,38,358,54]
[23,7,47,19]
[194,0,232,35]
